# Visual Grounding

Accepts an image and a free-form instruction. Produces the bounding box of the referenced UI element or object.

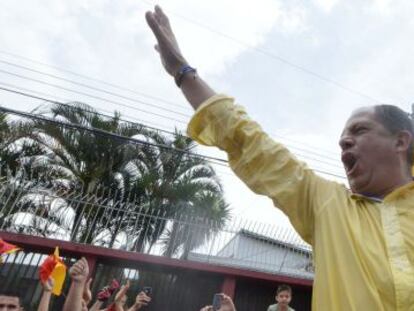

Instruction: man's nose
[339,135,355,150]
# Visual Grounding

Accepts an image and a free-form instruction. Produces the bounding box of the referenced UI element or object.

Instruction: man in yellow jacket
[145,6,414,310]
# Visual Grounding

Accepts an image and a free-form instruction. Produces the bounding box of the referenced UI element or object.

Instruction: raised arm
[62,257,89,311]
[145,5,341,245]
[37,277,54,311]
[145,5,216,109]
[126,291,151,311]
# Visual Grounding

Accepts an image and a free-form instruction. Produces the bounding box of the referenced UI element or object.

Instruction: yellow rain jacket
[187,95,414,311]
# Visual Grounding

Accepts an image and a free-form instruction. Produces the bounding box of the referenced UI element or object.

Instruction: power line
[0,58,344,163]
[0,50,190,111]
[0,68,188,124]
[0,104,229,164]
[0,103,346,181]
[272,133,340,158]
[0,59,192,116]
[0,84,344,169]
[0,51,343,162]
[142,0,388,106]
[0,82,184,137]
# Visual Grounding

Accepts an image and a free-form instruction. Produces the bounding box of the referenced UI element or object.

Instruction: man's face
[276,290,292,306]
[0,296,21,311]
[339,107,402,196]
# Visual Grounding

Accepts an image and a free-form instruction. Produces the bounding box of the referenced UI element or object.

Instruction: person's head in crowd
[275,285,292,307]
[0,291,23,311]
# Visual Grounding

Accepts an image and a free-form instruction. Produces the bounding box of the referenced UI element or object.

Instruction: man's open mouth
[342,152,358,175]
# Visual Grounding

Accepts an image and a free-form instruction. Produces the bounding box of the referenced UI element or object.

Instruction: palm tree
[13,102,148,242]
[9,102,230,257]
[119,132,230,257]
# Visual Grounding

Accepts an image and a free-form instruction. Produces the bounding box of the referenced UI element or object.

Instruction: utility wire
[0,51,343,160]
[0,103,346,180]
[0,50,190,111]
[0,104,229,164]
[0,59,192,116]
[0,84,344,169]
[0,82,184,137]
[0,68,187,124]
[0,59,342,161]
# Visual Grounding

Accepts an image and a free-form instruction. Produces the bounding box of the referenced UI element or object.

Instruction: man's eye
[355,127,367,133]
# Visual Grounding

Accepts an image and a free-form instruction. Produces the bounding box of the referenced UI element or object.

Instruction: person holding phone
[200,293,236,311]
[108,282,152,311]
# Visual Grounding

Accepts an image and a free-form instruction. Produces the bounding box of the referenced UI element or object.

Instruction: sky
[1,0,414,238]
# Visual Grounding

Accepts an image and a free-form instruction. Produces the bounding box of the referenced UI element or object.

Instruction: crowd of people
[0,257,151,311]
[0,256,298,311]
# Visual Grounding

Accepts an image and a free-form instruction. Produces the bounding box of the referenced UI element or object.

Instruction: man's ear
[395,130,413,153]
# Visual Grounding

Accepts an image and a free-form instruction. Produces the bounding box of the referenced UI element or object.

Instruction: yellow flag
[39,247,67,296]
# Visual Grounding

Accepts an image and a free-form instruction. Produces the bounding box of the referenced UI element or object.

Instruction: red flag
[0,238,20,263]
[0,238,20,255]
[39,247,67,295]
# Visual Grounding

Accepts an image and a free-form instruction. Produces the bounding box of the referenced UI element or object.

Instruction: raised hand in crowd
[62,257,90,311]
[126,291,151,311]
[200,294,236,311]
[89,279,120,311]
[108,281,130,311]
[37,277,54,311]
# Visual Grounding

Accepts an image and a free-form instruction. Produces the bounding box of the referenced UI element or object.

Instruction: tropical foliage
[0,103,230,258]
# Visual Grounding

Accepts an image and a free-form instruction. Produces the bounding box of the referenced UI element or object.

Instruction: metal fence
[0,167,313,280]
[0,250,226,311]
[0,249,312,311]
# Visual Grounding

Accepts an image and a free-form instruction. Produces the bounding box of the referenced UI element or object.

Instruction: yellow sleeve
[187,95,341,244]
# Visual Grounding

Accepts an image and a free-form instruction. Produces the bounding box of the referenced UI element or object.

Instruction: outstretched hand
[145,5,187,77]
[69,257,89,283]
[133,291,152,309]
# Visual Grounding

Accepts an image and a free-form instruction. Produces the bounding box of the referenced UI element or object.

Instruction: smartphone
[143,286,152,296]
[212,293,222,311]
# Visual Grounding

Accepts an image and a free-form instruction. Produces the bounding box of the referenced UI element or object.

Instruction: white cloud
[313,0,340,12]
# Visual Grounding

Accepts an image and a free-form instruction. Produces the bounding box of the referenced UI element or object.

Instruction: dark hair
[374,105,414,166]
[0,290,21,305]
[276,284,292,295]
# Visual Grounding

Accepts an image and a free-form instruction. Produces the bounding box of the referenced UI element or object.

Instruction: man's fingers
[145,11,162,40]
[155,5,170,27]
[146,10,171,50]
